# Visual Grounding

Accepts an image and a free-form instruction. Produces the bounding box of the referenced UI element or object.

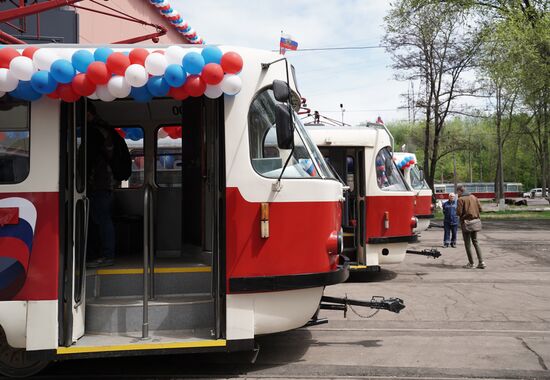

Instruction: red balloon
[201,63,224,85]
[0,47,20,69]
[22,46,39,59]
[72,73,96,96]
[129,48,149,66]
[169,85,189,100]
[106,52,131,76]
[183,75,206,97]
[165,126,182,139]
[58,83,81,103]
[47,89,60,99]
[220,52,243,74]
[86,61,110,85]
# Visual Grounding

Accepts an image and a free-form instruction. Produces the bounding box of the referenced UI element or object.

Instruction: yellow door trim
[57,339,226,355]
[95,267,212,275]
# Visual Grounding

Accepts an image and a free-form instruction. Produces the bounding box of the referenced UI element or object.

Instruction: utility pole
[453,152,458,192]
[340,103,345,125]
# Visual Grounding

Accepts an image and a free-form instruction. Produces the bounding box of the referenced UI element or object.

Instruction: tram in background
[392,152,434,234]
[434,182,524,200]
[0,44,371,376]
[305,123,417,272]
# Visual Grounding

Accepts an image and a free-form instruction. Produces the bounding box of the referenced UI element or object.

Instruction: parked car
[526,188,549,198]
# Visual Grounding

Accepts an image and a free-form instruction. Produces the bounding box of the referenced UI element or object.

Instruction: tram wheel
[0,329,49,378]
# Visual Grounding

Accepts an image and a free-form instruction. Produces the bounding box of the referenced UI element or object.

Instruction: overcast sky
[172,0,410,126]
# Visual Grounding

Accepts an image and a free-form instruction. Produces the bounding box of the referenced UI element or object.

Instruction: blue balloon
[182,52,205,75]
[126,128,143,141]
[30,71,58,94]
[164,64,186,87]
[10,81,42,101]
[50,59,76,84]
[94,47,114,63]
[72,50,94,73]
[201,45,223,64]
[130,86,153,103]
[147,76,170,97]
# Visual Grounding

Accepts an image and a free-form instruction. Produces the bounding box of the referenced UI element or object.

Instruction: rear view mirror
[275,103,294,150]
[273,80,290,102]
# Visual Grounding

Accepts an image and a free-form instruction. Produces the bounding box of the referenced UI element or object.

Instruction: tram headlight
[327,229,344,258]
[411,217,418,230]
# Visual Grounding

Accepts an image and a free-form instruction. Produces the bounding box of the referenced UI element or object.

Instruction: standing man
[456,184,485,269]
[442,192,458,248]
[86,102,116,268]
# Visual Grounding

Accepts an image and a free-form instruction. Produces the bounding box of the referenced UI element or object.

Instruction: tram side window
[375,147,408,191]
[156,126,182,188]
[114,126,144,189]
[0,99,30,184]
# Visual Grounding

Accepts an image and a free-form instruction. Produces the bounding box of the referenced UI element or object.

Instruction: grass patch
[433,209,550,220]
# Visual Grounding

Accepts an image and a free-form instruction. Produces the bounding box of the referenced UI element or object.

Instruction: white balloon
[59,49,75,62]
[220,74,242,96]
[165,45,186,65]
[96,85,116,102]
[33,48,59,71]
[125,64,148,87]
[0,68,19,92]
[9,56,35,81]
[107,75,131,98]
[87,92,99,100]
[204,84,223,99]
[144,52,167,76]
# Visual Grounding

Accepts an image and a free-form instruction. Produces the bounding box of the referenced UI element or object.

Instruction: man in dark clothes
[86,102,115,268]
[442,192,458,248]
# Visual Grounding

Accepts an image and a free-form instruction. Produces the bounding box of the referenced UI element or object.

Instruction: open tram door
[60,100,88,346]
[319,147,367,268]
[59,96,224,353]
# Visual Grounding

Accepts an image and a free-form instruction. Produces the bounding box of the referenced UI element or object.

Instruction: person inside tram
[86,102,116,268]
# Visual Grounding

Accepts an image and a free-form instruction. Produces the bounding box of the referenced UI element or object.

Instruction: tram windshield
[375,147,408,191]
[409,165,429,190]
[249,88,335,179]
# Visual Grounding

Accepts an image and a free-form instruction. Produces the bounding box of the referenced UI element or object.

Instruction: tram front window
[375,147,408,191]
[249,87,335,180]
[410,165,429,190]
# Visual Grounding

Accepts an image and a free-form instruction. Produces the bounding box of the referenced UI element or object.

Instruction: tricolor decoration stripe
[0,45,243,103]
[395,155,416,169]
[147,0,204,45]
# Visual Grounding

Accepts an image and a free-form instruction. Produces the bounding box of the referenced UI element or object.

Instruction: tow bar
[406,248,441,258]
[320,295,405,317]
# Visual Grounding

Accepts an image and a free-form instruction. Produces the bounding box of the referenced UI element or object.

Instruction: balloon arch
[0,45,243,103]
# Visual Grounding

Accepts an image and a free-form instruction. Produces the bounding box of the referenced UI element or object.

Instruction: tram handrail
[142,184,151,339]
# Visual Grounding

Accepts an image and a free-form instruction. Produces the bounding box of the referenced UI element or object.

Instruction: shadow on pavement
[348,269,398,283]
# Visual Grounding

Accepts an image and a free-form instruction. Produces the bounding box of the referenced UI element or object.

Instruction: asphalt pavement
[42,219,550,379]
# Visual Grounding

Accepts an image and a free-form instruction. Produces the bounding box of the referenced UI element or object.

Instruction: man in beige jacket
[456,185,486,269]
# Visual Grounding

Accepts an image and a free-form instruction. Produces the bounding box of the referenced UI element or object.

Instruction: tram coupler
[406,248,441,259]
[320,295,405,316]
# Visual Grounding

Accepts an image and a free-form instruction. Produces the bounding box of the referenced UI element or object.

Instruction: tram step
[85,294,215,334]
[86,267,212,298]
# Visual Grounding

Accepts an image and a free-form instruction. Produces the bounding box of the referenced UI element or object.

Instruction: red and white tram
[392,152,434,234]
[306,123,417,271]
[0,45,352,376]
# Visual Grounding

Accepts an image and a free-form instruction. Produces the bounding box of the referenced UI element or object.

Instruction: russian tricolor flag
[0,197,36,300]
[280,34,298,54]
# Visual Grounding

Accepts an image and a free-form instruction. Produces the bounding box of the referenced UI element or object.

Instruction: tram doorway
[61,97,224,348]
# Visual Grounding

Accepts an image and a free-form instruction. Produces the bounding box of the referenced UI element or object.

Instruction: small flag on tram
[280,34,298,55]
[375,116,385,125]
